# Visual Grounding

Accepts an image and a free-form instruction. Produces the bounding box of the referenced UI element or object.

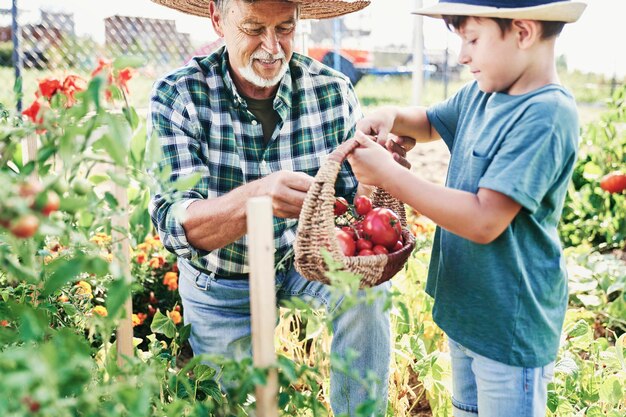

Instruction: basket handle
[325,138,408,226]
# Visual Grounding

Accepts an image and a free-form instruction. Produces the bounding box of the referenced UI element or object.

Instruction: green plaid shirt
[148,47,361,276]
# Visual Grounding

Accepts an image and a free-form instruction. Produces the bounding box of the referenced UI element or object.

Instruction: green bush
[0,42,12,67]
[560,84,626,249]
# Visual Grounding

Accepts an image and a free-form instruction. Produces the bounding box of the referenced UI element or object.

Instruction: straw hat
[413,0,586,23]
[150,0,371,20]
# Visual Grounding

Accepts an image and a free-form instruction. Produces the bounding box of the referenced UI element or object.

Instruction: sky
[1,0,624,77]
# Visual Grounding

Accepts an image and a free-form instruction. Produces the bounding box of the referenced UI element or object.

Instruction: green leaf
[193,364,216,382]
[582,161,603,181]
[43,258,86,296]
[59,197,90,214]
[105,278,132,319]
[94,133,127,166]
[130,125,147,166]
[88,174,110,185]
[151,310,177,339]
[171,173,202,192]
[567,319,589,338]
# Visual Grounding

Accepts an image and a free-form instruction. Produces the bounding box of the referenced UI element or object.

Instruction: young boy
[347,1,587,416]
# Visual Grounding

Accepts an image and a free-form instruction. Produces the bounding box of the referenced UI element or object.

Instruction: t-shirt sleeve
[478,104,572,213]
[426,82,473,150]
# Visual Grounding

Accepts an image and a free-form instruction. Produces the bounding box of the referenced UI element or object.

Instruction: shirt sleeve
[148,77,210,260]
[426,82,474,151]
[477,102,572,213]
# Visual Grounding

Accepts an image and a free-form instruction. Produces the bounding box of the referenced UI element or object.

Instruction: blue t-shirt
[425,82,579,367]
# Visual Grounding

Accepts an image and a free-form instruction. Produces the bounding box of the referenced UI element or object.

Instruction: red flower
[37,77,62,99]
[22,100,44,124]
[61,74,87,107]
[116,67,133,93]
[91,57,112,77]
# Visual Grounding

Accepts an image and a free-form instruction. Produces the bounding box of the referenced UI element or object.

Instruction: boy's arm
[358,106,441,145]
[382,168,521,244]
[348,133,520,244]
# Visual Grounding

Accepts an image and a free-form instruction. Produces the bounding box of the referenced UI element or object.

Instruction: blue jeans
[448,338,555,417]
[177,258,391,416]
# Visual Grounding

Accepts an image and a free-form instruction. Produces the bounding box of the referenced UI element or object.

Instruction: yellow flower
[92,306,108,317]
[75,280,93,298]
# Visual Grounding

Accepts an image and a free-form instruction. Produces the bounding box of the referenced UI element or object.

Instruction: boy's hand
[357,108,416,168]
[347,132,399,188]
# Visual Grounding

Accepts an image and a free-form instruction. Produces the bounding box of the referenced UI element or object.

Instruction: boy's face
[455,17,525,94]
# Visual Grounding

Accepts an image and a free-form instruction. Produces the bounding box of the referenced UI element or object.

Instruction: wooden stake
[246,197,278,417]
[113,170,134,366]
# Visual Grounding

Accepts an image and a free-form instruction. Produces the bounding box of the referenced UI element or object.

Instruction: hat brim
[150,0,370,20]
[412,1,586,23]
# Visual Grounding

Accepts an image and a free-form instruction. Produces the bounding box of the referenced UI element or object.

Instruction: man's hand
[257,171,314,218]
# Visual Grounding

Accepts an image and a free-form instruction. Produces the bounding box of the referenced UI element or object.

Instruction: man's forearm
[182,182,259,251]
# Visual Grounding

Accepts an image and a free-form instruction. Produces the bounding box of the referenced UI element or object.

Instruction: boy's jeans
[178,258,391,416]
[448,338,555,417]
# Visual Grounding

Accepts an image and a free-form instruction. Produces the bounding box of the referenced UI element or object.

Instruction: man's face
[211,0,298,92]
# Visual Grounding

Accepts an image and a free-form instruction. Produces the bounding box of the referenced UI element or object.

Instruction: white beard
[238,48,288,88]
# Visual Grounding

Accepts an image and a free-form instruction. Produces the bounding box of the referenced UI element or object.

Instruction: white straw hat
[413,0,587,23]
[150,0,371,20]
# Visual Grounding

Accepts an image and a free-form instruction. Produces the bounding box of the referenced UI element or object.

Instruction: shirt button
[251,120,258,126]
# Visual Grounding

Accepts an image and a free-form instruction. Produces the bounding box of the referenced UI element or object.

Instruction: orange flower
[132,313,147,327]
[163,271,178,291]
[148,255,165,269]
[0,320,9,327]
[168,310,182,325]
[37,77,62,99]
[92,306,108,317]
[136,252,147,264]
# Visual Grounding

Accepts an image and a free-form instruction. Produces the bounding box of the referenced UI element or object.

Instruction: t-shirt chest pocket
[465,150,493,192]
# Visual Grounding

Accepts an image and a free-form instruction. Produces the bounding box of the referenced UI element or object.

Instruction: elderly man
[148,0,410,414]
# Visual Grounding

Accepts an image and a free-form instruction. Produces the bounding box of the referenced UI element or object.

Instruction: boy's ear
[512,19,540,49]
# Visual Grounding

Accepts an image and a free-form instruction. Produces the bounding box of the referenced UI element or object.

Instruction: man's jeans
[177,258,391,416]
[448,338,555,417]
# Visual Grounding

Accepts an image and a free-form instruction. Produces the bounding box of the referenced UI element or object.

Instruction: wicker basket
[294,138,416,287]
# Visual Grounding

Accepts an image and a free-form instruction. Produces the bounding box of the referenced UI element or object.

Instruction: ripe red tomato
[600,172,626,194]
[358,249,375,256]
[356,238,373,251]
[354,195,373,216]
[335,228,356,256]
[372,245,389,255]
[392,240,404,252]
[334,197,349,216]
[362,208,402,249]
[39,191,61,216]
[10,214,39,238]
[341,226,357,240]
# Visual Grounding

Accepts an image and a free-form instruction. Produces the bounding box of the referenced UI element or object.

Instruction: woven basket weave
[294,139,416,287]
